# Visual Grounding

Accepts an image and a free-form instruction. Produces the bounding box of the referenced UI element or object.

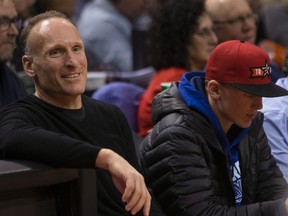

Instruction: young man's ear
[22,55,35,77]
[206,80,221,99]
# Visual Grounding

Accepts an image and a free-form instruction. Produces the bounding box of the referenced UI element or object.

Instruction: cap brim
[231,82,288,97]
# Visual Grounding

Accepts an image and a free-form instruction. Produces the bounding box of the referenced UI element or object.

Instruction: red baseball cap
[206,40,288,97]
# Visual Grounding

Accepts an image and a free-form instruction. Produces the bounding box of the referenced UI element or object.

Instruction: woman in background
[137,0,218,137]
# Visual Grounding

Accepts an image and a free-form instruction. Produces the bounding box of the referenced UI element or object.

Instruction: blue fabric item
[77,0,133,71]
[178,72,249,205]
[271,62,285,83]
[178,72,230,150]
[92,81,145,132]
[0,63,27,107]
[262,77,288,181]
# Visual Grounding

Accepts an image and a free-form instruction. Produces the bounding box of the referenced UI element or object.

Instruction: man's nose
[7,22,19,36]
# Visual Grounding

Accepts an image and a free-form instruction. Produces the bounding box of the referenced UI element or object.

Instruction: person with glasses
[206,0,257,44]
[140,40,288,216]
[11,0,37,72]
[0,0,27,107]
[0,16,22,32]
[137,0,218,137]
[206,0,286,83]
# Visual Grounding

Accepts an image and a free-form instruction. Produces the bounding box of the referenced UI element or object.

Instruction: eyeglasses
[213,13,256,27]
[0,17,22,32]
[194,28,216,39]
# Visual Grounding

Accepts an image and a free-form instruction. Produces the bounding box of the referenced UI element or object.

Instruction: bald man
[206,0,257,44]
[206,0,285,82]
[0,10,151,216]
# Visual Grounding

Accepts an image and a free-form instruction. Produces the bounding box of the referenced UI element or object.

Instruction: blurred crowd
[2,0,288,215]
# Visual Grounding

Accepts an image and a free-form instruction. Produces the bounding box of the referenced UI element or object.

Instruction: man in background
[77,0,150,72]
[205,0,285,82]
[0,0,27,107]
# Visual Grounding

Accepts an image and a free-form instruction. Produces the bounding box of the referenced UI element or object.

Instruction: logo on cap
[249,60,271,79]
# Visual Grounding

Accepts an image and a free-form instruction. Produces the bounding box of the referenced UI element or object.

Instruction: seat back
[0,160,98,216]
[92,81,145,132]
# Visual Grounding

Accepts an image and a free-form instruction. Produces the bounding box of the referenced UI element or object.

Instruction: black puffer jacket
[140,83,288,216]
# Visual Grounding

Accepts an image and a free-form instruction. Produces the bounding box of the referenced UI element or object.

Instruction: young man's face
[0,0,18,62]
[212,82,262,131]
[24,18,87,104]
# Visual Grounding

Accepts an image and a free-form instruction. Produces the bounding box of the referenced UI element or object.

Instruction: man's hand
[96,148,151,216]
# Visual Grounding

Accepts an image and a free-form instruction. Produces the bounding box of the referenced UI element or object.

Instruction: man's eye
[72,46,81,53]
[50,49,63,57]
[0,19,9,25]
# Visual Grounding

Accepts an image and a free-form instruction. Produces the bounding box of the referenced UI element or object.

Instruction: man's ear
[22,55,35,78]
[206,80,221,99]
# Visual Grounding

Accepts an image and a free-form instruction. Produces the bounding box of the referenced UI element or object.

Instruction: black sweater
[0,63,27,107]
[0,94,141,216]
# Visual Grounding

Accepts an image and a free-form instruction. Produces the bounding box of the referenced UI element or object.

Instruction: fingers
[121,176,134,203]
[142,191,151,216]
[122,172,151,215]
[100,150,151,215]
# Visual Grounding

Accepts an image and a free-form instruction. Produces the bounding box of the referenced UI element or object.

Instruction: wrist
[95,148,115,170]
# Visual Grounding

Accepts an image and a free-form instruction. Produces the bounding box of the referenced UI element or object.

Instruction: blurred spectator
[247,0,266,43]
[76,0,150,72]
[206,0,257,44]
[260,0,288,47]
[258,39,287,72]
[71,0,92,23]
[262,53,288,182]
[0,0,27,107]
[11,0,37,72]
[36,0,76,18]
[206,0,286,83]
[13,0,36,19]
[137,0,218,137]
[255,0,288,79]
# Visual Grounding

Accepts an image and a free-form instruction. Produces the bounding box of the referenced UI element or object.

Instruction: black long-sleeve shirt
[0,63,27,107]
[0,94,141,216]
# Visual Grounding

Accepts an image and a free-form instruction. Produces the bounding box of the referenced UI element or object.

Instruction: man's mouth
[62,73,81,78]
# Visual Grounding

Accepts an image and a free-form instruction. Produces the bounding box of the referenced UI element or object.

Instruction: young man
[140,40,288,215]
[0,0,27,107]
[0,10,150,216]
